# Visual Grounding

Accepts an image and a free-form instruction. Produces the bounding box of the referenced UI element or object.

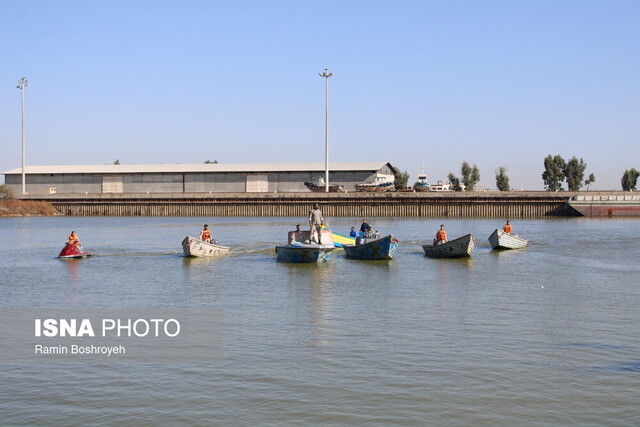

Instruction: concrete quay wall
[15,191,604,217]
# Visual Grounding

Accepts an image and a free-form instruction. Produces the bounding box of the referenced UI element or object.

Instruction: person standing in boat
[349,227,358,238]
[308,203,324,244]
[503,220,512,234]
[200,224,212,243]
[434,224,447,245]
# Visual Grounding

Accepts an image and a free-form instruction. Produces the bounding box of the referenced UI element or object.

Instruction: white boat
[355,174,396,192]
[182,236,230,257]
[275,230,335,263]
[488,229,528,250]
[422,233,475,258]
[413,174,432,192]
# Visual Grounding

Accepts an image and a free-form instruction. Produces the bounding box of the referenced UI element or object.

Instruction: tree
[563,156,587,191]
[0,184,15,200]
[204,160,218,164]
[394,170,410,190]
[542,154,565,191]
[447,173,462,191]
[584,173,596,190]
[495,167,510,191]
[621,168,639,191]
[461,161,480,191]
[113,159,120,165]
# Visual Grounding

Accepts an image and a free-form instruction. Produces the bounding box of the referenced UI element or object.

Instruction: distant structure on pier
[2,162,396,195]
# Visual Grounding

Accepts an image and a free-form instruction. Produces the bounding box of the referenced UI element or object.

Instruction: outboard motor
[355,236,365,245]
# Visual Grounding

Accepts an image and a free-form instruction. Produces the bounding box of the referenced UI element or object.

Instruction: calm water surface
[1,216,639,425]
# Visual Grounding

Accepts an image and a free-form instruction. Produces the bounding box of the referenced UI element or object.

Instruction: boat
[567,194,640,216]
[182,236,230,257]
[275,230,335,263]
[58,243,91,259]
[355,174,396,192]
[422,233,475,258]
[304,180,344,193]
[343,234,399,260]
[488,229,528,250]
[331,231,356,248]
[412,174,432,192]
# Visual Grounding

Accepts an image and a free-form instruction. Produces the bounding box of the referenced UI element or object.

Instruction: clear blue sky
[1,0,639,190]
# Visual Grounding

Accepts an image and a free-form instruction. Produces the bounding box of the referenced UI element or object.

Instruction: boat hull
[422,234,475,258]
[331,231,356,248]
[488,229,528,250]
[413,184,431,192]
[304,182,344,192]
[58,243,91,259]
[275,244,335,263]
[343,234,398,260]
[355,183,395,192]
[568,195,640,216]
[182,236,230,257]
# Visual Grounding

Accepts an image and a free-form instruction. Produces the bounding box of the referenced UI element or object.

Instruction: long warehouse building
[2,162,396,194]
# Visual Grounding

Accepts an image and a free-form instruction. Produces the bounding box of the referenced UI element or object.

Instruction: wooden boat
[331,231,356,248]
[488,229,528,250]
[182,236,230,257]
[58,243,91,259]
[343,234,398,260]
[275,229,335,263]
[422,233,475,258]
[355,181,395,192]
[568,194,640,216]
[355,174,396,192]
[412,174,432,192]
[304,181,344,192]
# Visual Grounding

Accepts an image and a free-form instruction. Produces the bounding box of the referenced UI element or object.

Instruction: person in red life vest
[503,220,512,234]
[200,224,212,243]
[434,224,447,245]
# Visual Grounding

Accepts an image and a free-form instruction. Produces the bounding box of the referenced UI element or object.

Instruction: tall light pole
[319,68,333,192]
[17,77,28,195]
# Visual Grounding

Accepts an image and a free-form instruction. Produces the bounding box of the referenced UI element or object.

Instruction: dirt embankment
[0,200,60,216]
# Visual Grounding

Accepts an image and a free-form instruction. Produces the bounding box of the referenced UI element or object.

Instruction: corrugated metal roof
[3,162,391,175]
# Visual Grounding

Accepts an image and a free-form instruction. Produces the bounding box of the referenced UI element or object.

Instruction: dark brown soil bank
[0,200,60,216]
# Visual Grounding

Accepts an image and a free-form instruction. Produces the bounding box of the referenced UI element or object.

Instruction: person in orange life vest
[503,220,512,234]
[200,224,212,243]
[434,224,447,245]
[67,231,79,247]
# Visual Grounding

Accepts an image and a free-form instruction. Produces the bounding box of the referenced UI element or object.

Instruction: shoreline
[0,200,60,217]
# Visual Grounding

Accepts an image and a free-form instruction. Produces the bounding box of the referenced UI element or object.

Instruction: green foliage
[621,168,639,191]
[563,156,587,191]
[447,173,462,191]
[394,169,410,190]
[460,161,480,191]
[584,173,596,190]
[0,184,15,200]
[542,154,566,191]
[495,167,510,191]
[204,160,218,164]
[113,159,120,165]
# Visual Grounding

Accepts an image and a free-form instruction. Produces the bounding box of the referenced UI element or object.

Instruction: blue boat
[342,234,399,260]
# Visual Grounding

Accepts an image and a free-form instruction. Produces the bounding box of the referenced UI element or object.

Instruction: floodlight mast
[17,77,28,194]
[319,68,333,192]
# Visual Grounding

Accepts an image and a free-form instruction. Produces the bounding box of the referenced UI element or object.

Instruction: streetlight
[319,68,333,192]
[17,77,28,195]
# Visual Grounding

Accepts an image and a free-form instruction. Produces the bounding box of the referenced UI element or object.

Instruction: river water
[1,216,639,425]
